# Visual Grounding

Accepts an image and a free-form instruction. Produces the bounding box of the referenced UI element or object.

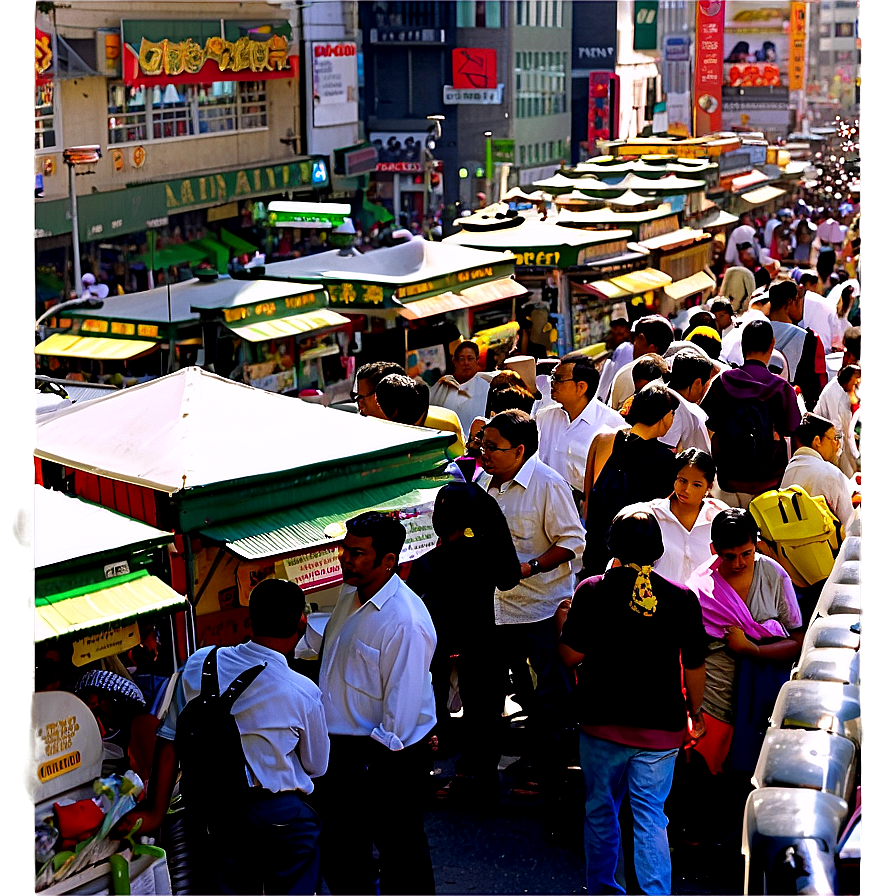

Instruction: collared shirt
[480,454,586,624]
[658,392,711,454]
[780,447,855,527]
[609,361,637,411]
[648,496,729,586]
[536,395,625,493]
[815,379,858,477]
[530,373,558,418]
[430,373,491,438]
[318,574,437,750]
[158,642,329,794]
[800,290,839,353]
[597,342,634,404]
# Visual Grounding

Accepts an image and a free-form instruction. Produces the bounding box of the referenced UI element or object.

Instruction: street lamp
[424,114,445,220]
[484,131,493,205]
[35,296,104,332]
[62,145,102,290]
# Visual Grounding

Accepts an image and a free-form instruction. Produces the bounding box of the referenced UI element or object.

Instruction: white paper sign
[312,42,359,127]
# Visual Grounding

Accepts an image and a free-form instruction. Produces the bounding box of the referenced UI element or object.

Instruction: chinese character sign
[452,47,497,89]
[694,0,726,135]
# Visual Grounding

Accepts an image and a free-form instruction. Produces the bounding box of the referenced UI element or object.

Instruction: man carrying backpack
[117,578,330,895]
[700,319,801,507]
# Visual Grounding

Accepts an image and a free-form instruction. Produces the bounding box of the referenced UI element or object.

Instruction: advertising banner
[370,131,424,172]
[662,35,692,136]
[722,1,790,89]
[789,2,807,90]
[312,42,359,127]
[633,1,659,51]
[694,0,726,136]
[452,47,497,88]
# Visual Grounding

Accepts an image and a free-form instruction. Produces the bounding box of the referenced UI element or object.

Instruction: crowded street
[21,1,876,894]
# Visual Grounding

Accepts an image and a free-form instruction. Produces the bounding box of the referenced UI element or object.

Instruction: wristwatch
[527,558,542,575]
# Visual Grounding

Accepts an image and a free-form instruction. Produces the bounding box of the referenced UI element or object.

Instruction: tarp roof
[638,228,709,252]
[34,366,452,496]
[444,218,632,252]
[261,239,515,286]
[604,190,664,208]
[531,173,611,192]
[34,485,173,571]
[556,205,676,225]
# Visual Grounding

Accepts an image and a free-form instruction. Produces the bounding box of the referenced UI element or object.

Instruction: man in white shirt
[479,410,586,791]
[429,340,491,438]
[663,350,713,454]
[537,352,625,501]
[596,318,635,404]
[609,315,675,410]
[724,212,759,265]
[120,579,330,895]
[817,211,846,247]
[710,297,737,338]
[797,270,839,354]
[815,365,860,477]
[780,413,856,529]
[316,511,437,895]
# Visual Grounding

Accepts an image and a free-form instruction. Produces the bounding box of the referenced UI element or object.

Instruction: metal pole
[484,131,493,204]
[69,162,82,289]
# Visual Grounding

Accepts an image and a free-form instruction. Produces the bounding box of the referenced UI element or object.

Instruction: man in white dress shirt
[429,340,491,438]
[479,410,586,791]
[797,270,839,354]
[119,578,330,895]
[596,318,635,404]
[315,511,437,895]
[537,353,625,503]
[663,350,713,454]
[609,315,676,410]
[780,413,856,529]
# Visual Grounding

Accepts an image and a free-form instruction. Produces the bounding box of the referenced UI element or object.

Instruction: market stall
[34,367,454,652]
[635,227,714,317]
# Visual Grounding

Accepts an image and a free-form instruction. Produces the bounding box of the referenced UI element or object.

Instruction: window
[456,1,502,27]
[35,82,57,150]
[107,80,268,144]
[107,82,148,145]
[835,21,855,37]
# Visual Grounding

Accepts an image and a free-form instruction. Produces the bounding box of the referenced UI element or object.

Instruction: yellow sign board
[72,623,141,667]
[38,750,83,783]
[790,3,807,91]
[138,34,289,77]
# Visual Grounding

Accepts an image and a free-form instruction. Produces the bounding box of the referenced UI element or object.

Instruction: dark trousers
[203,790,321,895]
[496,617,571,784]
[312,733,436,895]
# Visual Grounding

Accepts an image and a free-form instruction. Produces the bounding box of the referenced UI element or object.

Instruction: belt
[248,787,305,801]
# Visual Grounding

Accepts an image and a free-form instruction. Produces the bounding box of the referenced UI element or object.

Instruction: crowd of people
[43,198,860,896]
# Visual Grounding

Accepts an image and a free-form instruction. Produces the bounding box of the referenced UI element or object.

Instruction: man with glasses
[351,361,405,416]
[536,353,624,505]
[430,341,491,438]
[780,412,857,531]
[478,409,585,796]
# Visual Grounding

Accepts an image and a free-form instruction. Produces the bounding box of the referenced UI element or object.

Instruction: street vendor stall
[257,239,529,377]
[34,367,455,655]
[443,216,634,356]
[635,227,714,317]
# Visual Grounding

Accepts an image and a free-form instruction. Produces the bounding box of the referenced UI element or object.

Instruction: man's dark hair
[610,317,631,330]
[799,270,820,288]
[768,279,799,312]
[631,353,668,386]
[488,383,535,416]
[453,340,480,361]
[626,381,680,426]
[249,578,306,639]
[634,315,675,354]
[375,373,422,424]
[606,505,664,566]
[412,380,431,423]
[669,352,714,393]
[345,511,407,566]
[485,375,533,416]
[741,319,775,356]
[794,412,835,449]
[356,361,404,389]
[560,351,599,401]
[709,297,733,314]
[837,363,860,388]
[484,409,538,459]
[843,326,861,360]
[711,508,759,550]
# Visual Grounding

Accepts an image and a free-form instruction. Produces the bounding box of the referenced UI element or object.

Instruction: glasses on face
[480,441,517,454]
[827,430,842,443]
[350,389,375,403]
[550,374,575,384]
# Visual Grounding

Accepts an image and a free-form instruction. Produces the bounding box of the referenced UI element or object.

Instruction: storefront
[636,227,714,317]
[34,367,455,651]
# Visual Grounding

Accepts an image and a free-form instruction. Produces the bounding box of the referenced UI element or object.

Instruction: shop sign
[633,2,659,51]
[247,366,297,395]
[35,27,53,77]
[572,0,618,70]
[492,139,515,164]
[221,291,323,325]
[138,33,289,78]
[327,282,388,306]
[282,547,343,593]
[443,84,503,105]
[396,503,437,564]
[514,250,562,268]
[370,132,423,172]
[694,0,725,136]
[789,2,807,91]
[77,319,161,339]
[393,265,499,300]
[452,47,497,89]
[164,159,329,213]
[312,41,359,128]
[71,623,140,667]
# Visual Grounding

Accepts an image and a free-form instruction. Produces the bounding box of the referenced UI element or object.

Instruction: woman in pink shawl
[684,509,803,778]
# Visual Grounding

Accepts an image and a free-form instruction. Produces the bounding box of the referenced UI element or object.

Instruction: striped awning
[35,334,159,360]
[223,308,353,342]
[35,571,187,642]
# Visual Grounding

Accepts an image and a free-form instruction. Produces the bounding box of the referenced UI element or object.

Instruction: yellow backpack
[749,485,843,587]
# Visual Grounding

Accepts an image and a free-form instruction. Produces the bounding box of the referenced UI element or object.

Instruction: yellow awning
[224,308,353,342]
[35,333,159,360]
[35,574,187,642]
[741,185,786,205]
[663,270,717,302]
[610,267,673,294]
[397,277,528,321]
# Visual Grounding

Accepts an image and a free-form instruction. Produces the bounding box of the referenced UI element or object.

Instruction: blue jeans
[579,732,678,895]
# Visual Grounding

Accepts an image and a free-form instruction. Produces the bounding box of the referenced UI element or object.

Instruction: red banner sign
[452,47,497,89]
[693,0,725,135]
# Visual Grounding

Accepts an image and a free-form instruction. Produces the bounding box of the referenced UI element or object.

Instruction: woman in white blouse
[648,449,729,586]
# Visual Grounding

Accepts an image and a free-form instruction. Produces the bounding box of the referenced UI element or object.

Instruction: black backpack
[174,647,266,820]
[711,397,777,481]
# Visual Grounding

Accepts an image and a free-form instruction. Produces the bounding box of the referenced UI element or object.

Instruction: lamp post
[62,145,102,291]
[35,296,104,332]
[484,131,493,205]
[424,114,445,221]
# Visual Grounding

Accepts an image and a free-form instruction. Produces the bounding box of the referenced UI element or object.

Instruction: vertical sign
[312,42,359,127]
[693,0,725,136]
[588,71,619,149]
[633,2,659,51]
[789,2,807,91]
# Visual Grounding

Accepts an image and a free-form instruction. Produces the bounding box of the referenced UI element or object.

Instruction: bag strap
[221,662,267,712]
[200,646,222,700]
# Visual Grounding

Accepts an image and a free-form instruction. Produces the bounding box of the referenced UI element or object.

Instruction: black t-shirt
[559,567,708,731]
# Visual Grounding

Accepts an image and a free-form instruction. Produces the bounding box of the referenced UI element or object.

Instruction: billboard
[723,1,791,89]
[370,132,424,172]
[694,0,725,136]
[312,42,359,127]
